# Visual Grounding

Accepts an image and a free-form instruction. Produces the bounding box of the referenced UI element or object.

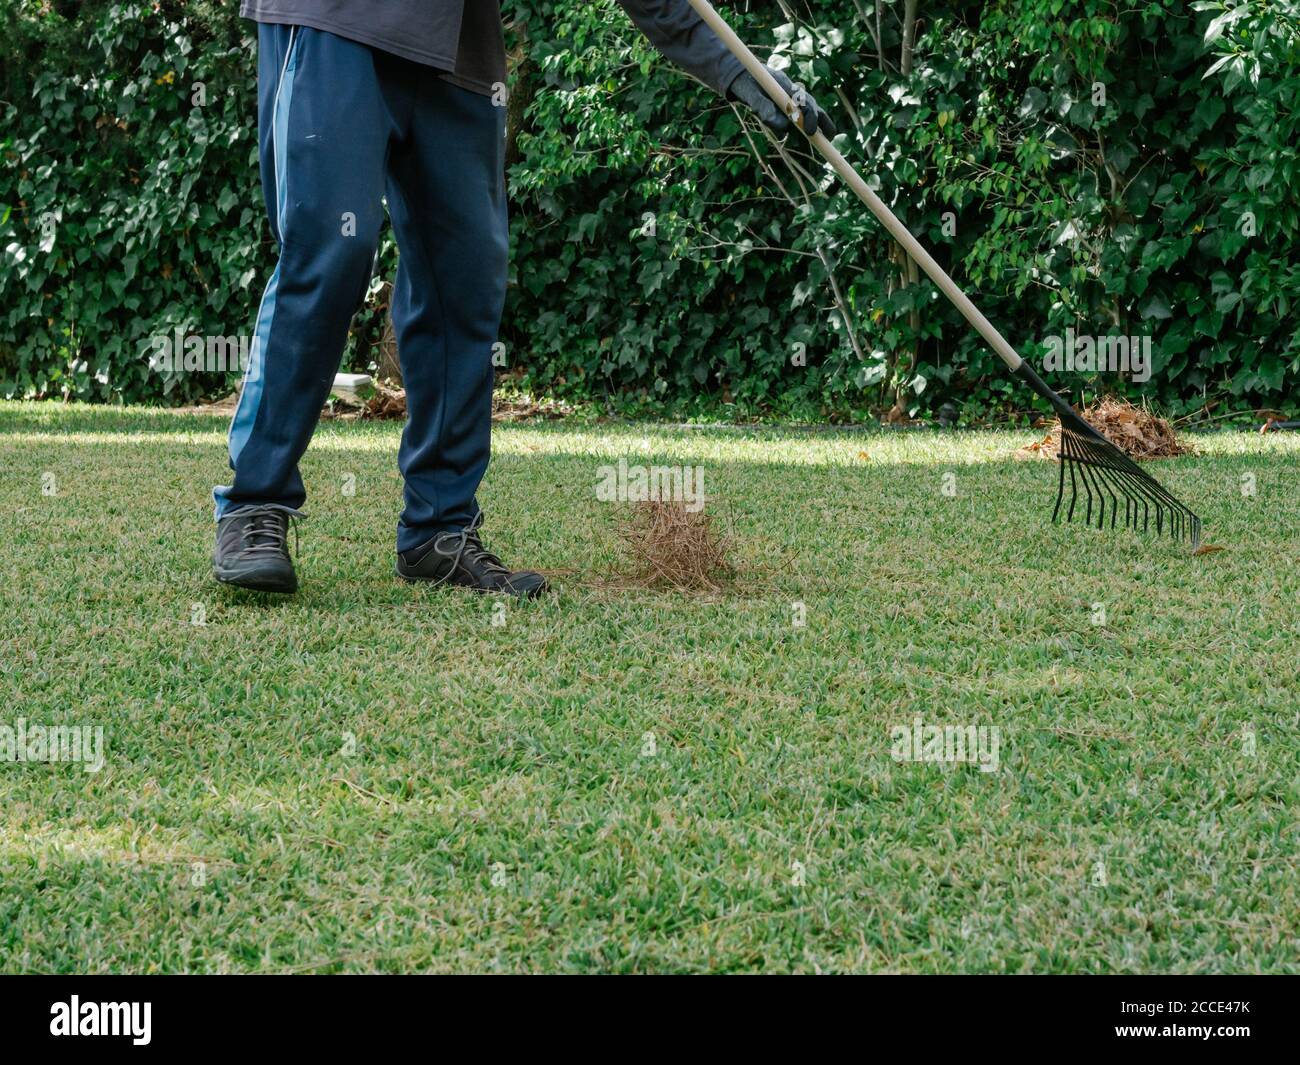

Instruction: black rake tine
[1068,461,1080,523]
[1077,450,1102,528]
[1088,461,1113,531]
[1074,438,1109,530]
[1115,466,1143,530]
[1096,462,1121,530]
[1055,431,1074,523]
[1073,436,1098,527]
[1101,460,1132,530]
[1080,456,1095,526]
[1053,436,1068,523]
[1097,465,1123,530]
[1130,469,1153,533]
[1117,469,1137,530]
[1066,434,1086,527]
[1064,435,1081,524]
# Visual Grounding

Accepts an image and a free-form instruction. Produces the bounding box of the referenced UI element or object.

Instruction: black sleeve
[616,0,747,96]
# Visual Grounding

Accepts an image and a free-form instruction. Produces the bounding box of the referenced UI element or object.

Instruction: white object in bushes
[331,373,374,401]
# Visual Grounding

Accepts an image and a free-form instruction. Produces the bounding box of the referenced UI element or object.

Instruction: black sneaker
[213,504,303,593]
[396,515,548,599]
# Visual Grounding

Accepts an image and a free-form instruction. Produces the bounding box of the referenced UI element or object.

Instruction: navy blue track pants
[215,25,507,552]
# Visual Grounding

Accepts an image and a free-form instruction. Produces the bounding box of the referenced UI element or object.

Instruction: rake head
[1052,407,1201,549]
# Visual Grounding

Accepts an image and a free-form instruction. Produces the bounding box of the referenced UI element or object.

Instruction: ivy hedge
[2,0,1297,420]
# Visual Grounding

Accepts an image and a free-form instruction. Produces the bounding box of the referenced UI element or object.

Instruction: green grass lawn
[2,400,1297,973]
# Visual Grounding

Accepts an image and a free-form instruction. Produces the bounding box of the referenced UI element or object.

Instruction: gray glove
[728,66,837,138]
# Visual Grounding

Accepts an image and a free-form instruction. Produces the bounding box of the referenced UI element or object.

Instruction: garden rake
[688,0,1202,549]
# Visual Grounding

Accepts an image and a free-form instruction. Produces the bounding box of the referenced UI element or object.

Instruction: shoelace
[235,503,304,557]
[430,512,511,585]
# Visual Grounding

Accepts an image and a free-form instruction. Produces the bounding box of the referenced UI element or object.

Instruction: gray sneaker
[213,504,303,593]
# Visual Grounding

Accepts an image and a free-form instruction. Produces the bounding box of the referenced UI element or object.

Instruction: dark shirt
[239,1,744,97]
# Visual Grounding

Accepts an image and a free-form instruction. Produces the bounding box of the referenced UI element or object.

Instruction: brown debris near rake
[1013,396,1201,548]
[362,381,408,420]
[1016,397,1192,462]
[616,500,733,591]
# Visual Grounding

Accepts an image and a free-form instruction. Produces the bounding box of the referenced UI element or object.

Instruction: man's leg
[214,24,394,521]
[385,75,546,597]
[212,25,399,591]
[383,77,506,552]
